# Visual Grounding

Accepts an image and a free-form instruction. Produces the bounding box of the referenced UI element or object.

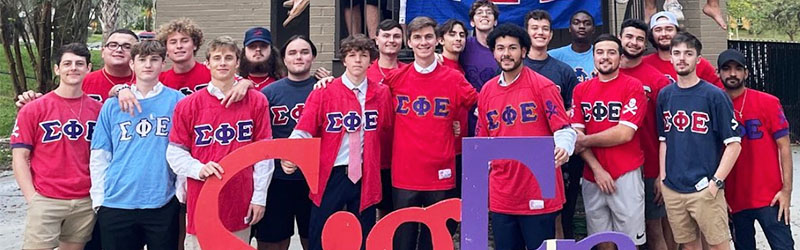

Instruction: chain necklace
[63,95,85,123]
[102,68,135,86]
[735,89,748,119]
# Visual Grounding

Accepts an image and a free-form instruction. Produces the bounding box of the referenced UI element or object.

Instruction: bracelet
[115,85,131,95]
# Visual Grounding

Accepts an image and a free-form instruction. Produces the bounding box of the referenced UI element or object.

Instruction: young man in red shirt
[239,27,285,90]
[436,18,469,202]
[720,49,794,250]
[642,11,722,87]
[155,17,211,94]
[83,29,139,102]
[384,16,478,250]
[12,43,102,250]
[166,36,275,248]
[364,19,405,218]
[437,19,466,75]
[284,34,393,250]
[572,34,648,250]
[617,19,674,250]
[366,19,405,85]
[477,23,576,250]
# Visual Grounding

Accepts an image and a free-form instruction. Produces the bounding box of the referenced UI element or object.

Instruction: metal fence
[728,40,800,142]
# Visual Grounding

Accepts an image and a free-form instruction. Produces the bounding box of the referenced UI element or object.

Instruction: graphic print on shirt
[119,116,171,140]
[325,110,379,132]
[179,83,209,96]
[193,120,255,146]
[395,95,451,117]
[39,119,97,142]
[271,104,305,126]
[575,67,596,82]
[485,102,540,130]
[662,110,738,135]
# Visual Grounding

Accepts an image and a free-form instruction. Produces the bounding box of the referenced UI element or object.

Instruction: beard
[497,56,523,73]
[655,40,671,51]
[239,56,270,76]
[723,77,745,90]
[676,67,694,76]
[622,47,645,58]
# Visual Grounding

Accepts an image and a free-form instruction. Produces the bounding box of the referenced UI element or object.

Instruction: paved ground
[2,147,800,250]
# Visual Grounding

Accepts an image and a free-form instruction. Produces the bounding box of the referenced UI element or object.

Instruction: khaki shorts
[23,193,96,249]
[661,184,731,245]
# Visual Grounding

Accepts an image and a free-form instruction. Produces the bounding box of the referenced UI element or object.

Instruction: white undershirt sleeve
[89,149,111,211]
[166,143,205,181]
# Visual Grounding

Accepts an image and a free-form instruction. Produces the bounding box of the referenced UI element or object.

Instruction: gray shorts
[644,178,667,220]
[582,168,646,245]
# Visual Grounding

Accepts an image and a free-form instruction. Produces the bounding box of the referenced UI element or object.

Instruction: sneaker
[664,1,685,21]
[616,0,629,4]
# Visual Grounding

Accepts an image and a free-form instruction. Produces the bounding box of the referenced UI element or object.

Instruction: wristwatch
[711,176,725,189]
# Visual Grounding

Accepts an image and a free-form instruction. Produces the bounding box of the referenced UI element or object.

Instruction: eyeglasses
[105,42,132,51]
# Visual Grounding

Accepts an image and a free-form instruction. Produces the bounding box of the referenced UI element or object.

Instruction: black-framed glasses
[105,42,132,51]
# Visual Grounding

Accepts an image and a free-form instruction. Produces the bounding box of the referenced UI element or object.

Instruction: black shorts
[376,169,394,211]
[97,198,180,250]
[254,178,312,242]
[343,0,381,7]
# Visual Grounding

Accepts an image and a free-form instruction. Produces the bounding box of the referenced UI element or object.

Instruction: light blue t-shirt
[91,87,184,209]
[548,44,595,82]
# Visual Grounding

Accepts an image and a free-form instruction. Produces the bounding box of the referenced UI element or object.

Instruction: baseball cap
[650,11,679,30]
[244,27,272,46]
[717,49,747,68]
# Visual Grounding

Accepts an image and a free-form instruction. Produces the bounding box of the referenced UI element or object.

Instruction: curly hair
[339,34,378,61]
[157,18,204,55]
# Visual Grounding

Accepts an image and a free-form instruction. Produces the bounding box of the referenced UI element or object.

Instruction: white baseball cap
[650,11,679,29]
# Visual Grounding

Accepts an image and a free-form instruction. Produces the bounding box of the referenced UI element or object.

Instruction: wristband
[115,85,131,95]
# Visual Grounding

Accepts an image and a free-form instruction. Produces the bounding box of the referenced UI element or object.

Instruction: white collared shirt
[414,60,437,74]
[205,81,239,100]
[332,73,368,167]
[130,82,165,99]
[498,72,522,87]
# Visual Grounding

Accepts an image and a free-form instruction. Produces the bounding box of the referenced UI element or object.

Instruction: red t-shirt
[642,53,722,88]
[169,87,272,234]
[366,60,406,85]
[82,69,134,102]
[620,63,670,179]
[441,57,468,154]
[384,64,478,191]
[366,60,405,169]
[295,77,393,210]
[476,67,570,215]
[571,73,647,182]
[159,62,212,95]
[247,75,277,91]
[726,89,789,213]
[10,93,102,199]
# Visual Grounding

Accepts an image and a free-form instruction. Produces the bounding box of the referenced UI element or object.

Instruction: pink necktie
[348,131,362,183]
[348,87,363,183]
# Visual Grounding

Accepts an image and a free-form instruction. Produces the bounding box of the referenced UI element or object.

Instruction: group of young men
[10,1,793,250]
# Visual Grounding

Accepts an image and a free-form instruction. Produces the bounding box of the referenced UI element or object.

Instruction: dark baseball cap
[244,27,272,46]
[717,49,746,68]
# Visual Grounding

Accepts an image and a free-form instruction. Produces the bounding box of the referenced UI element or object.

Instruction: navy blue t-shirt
[656,80,741,193]
[523,56,579,109]
[261,76,315,180]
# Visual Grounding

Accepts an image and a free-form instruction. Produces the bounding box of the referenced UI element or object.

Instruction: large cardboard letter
[194,138,320,250]
[461,137,556,250]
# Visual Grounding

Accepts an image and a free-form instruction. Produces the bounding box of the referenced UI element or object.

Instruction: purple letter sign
[461,137,556,249]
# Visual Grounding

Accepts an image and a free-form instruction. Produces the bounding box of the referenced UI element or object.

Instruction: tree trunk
[0,3,27,96]
[100,0,119,41]
[36,0,53,93]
